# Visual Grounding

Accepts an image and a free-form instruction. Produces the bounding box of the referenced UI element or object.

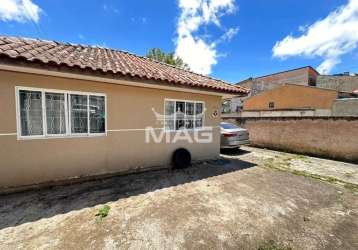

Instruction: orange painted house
[243,84,352,111]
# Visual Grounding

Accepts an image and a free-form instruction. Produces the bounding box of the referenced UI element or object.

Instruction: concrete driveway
[0,146,357,250]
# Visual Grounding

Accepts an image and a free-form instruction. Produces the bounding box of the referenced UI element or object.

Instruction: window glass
[220,123,239,129]
[175,101,185,130]
[70,94,88,134]
[165,101,175,130]
[195,102,203,114]
[221,100,231,114]
[89,95,105,133]
[46,92,66,135]
[185,102,194,129]
[19,90,43,136]
[195,103,203,128]
[195,119,203,128]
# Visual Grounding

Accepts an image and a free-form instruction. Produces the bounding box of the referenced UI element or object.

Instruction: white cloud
[273,0,358,74]
[175,0,238,75]
[220,27,239,42]
[0,0,42,23]
[176,35,217,75]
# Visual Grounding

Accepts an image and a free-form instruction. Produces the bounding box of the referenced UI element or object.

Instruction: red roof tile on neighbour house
[0,36,249,94]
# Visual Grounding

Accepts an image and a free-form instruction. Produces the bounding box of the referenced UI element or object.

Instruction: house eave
[0,63,239,97]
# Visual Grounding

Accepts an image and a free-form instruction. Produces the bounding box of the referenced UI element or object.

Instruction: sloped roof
[0,36,248,94]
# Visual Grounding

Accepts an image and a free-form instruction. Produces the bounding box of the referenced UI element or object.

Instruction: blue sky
[0,0,357,83]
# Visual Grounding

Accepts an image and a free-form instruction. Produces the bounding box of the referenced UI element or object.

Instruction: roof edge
[0,63,244,97]
[240,66,319,82]
[0,54,247,94]
[255,66,319,80]
[0,35,248,94]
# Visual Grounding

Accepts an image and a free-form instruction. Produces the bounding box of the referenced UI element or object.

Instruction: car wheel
[172,148,191,169]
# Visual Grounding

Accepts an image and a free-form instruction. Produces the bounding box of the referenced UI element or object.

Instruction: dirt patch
[0,149,357,249]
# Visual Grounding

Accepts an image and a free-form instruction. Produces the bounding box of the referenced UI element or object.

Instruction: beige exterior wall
[243,85,338,111]
[0,69,221,189]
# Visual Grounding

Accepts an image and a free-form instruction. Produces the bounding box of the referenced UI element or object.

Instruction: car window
[220,123,239,129]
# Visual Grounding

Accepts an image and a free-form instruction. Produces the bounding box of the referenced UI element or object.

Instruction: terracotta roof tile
[0,36,249,94]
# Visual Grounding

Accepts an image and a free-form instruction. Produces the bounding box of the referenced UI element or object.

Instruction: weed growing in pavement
[95,205,111,222]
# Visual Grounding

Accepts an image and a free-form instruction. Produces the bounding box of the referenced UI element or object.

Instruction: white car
[220,122,250,149]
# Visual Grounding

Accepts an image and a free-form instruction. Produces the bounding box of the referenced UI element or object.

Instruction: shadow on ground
[220,147,251,156]
[0,157,256,230]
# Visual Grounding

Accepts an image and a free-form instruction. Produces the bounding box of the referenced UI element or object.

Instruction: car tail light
[223,133,237,137]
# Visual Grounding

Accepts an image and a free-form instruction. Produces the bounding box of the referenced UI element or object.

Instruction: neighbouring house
[0,36,248,191]
[317,72,358,93]
[239,66,319,96]
[232,84,358,162]
[222,68,358,163]
[242,84,356,116]
[222,66,319,115]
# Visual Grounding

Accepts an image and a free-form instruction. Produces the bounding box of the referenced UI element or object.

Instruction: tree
[146,48,190,70]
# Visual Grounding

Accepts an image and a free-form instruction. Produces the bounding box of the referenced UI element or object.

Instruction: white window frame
[44,89,68,137]
[164,98,205,132]
[15,86,107,140]
[68,93,89,136]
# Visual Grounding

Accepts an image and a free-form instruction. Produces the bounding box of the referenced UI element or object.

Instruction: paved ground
[0,146,357,250]
[229,146,358,187]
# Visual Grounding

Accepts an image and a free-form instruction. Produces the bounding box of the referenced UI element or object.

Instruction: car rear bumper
[221,140,250,148]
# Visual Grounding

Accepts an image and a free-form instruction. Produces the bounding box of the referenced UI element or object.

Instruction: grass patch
[292,154,312,163]
[95,204,111,222]
[264,158,279,168]
[291,170,338,184]
[257,240,292,250]
[281,158,292,167]
[282,154,312,164]
[263,157,290,171]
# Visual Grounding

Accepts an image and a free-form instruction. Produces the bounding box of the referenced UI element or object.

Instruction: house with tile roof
[0,36,248,191]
